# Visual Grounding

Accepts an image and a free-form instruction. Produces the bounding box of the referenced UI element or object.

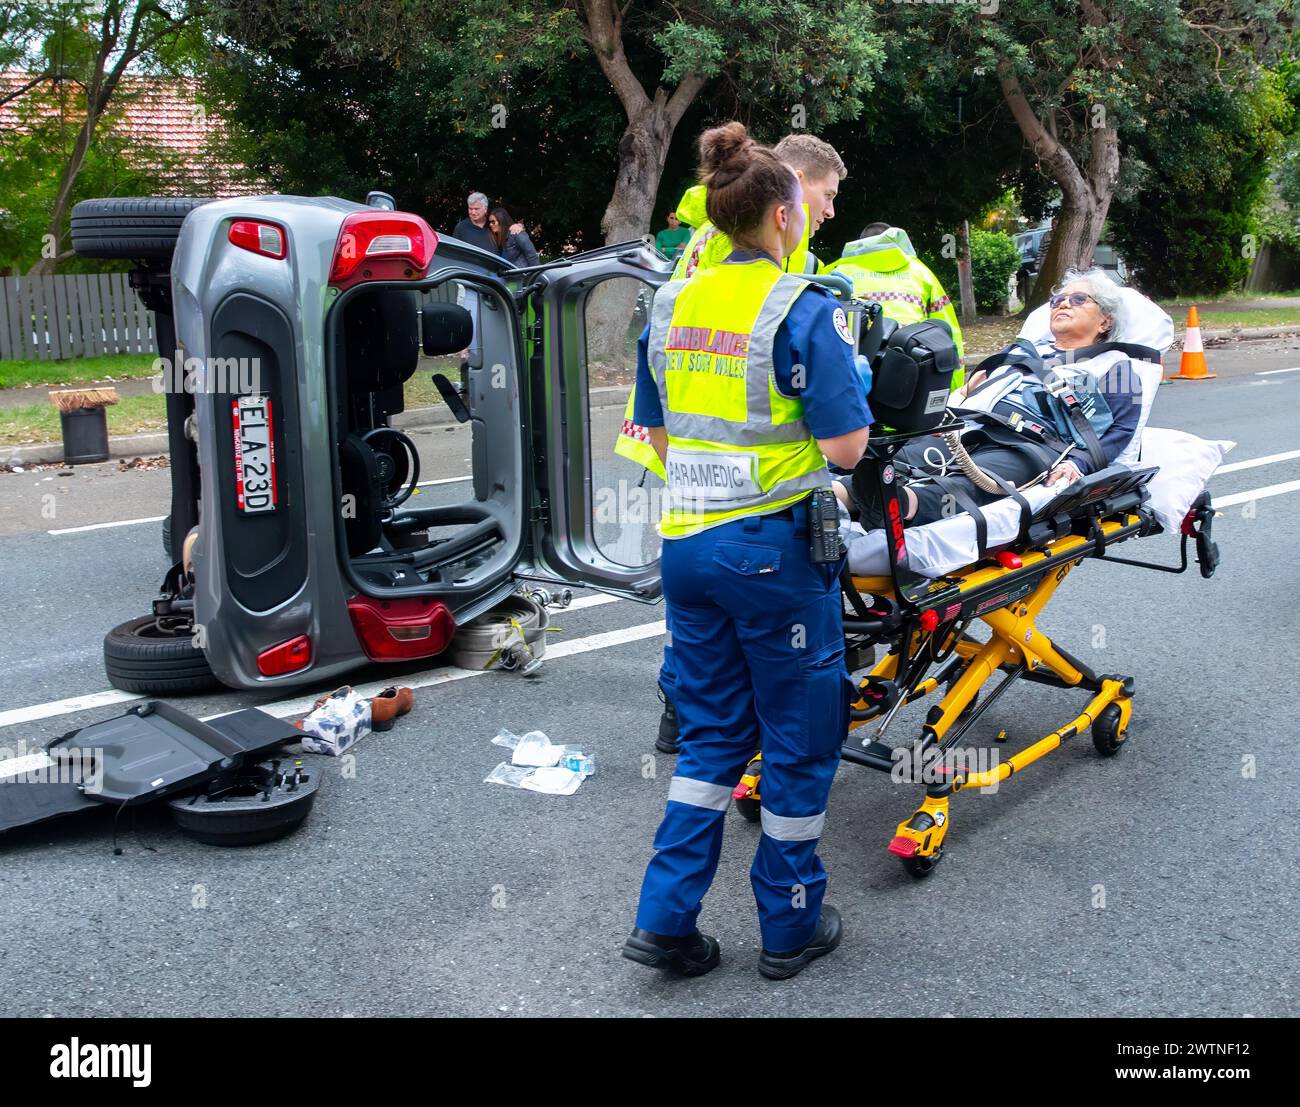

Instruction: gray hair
[1055,266,1124,341]
[467,192,488,208]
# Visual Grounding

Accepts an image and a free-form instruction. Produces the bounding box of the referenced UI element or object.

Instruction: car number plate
[233,395,277,514]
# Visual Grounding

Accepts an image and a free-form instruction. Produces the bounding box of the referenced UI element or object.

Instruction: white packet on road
[511,730,564,767]
[484,761,585,795]
[519,766,584,796]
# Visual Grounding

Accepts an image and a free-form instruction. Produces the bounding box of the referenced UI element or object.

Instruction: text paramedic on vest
[826,222,967,388]
[621,122,872,981]
[616,132,847,484]
[619,133,848,759]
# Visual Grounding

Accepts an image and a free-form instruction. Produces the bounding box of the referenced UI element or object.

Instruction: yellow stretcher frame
[731,432,1220,880]
[847,514,1138,875]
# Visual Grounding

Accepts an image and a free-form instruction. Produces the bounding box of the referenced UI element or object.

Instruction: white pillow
[1019,287,1174,354]
[1137,427,1235,532]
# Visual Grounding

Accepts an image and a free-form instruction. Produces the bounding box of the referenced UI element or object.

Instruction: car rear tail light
[229,219,287,260]
[257,634,312,676]
[347,595,454,662]
[330,211,437,289]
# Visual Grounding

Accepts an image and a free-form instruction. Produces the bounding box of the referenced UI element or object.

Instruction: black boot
[758,905,843,980]
[622,927,721,976]
[655,684,680,755]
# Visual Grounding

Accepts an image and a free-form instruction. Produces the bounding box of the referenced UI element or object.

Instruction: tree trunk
[998,62,1120,311]
[956,220,977,322]
[586,102,674,364]
[580,0,703,362]
[29,110,101,276]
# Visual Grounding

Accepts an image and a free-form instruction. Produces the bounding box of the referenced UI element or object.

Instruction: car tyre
[167,759,320,846]
[71,197,211,260]
[104,614,222,694]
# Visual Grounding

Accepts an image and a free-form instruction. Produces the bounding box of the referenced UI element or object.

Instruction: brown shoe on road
[370,686,413,731]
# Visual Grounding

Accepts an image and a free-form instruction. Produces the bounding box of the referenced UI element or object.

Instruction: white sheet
[842,427,1233,578]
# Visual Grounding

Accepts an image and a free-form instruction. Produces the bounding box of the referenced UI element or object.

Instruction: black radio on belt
[808,488,846,563]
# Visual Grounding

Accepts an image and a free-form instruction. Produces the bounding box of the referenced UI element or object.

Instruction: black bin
[60,406,110,464]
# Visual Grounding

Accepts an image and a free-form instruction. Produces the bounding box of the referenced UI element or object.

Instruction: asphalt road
[0,340,1297,1017]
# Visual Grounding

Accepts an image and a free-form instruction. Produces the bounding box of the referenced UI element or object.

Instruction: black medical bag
[860,311,960,433]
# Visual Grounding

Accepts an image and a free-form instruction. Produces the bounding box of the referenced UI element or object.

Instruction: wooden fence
[0,273,155,361]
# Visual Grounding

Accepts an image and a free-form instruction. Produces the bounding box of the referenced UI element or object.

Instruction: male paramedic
[621,122,871,980]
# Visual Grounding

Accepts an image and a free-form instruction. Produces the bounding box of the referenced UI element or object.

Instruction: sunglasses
[1049,291,1096,309]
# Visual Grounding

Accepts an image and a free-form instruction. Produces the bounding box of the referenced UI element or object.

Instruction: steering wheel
[361,427,420,510]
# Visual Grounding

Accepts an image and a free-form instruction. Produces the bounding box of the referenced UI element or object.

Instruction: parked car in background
[1014,225,1051,304]
[1015,223,1129,302]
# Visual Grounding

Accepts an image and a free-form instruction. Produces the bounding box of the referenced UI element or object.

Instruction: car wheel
[167,758,320,846]
[71,197,211,260]
[103,614,222,694]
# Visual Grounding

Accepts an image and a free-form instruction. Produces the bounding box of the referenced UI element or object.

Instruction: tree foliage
[1109,68,1295,295]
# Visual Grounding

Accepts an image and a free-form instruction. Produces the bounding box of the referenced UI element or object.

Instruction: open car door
[518,242,671,601]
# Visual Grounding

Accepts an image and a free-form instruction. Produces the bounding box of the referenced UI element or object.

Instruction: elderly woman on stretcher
[836,266,1162,530]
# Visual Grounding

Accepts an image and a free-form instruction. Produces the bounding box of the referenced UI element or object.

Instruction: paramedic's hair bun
[697,122,798,244]
[699,122,755,190]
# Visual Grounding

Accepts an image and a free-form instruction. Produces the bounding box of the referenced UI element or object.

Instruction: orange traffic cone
[1172,305,1215,380]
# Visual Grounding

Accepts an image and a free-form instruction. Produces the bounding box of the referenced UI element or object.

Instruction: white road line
[0,611,657,731]
[0,688,145,729]
[206,619,666,722]
[1256,366,1300,376]
[416,475,473,487]
[559,594,619,612]
[48,514,165,536]
[38,450,1300,536]
[1215,449,1300,475]
[1213,479,1300,509]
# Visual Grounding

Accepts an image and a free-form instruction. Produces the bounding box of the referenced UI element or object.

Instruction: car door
[516,242,671,601]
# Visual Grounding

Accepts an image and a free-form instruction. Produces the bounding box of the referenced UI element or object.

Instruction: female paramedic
[621,122,873,981]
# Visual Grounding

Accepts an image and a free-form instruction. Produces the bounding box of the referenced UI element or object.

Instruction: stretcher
[733,416,1222,877]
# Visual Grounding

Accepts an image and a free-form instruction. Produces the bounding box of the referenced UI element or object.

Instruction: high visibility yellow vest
[615,192,818,476]
[827,238,965,387]
[672,205,817,280]
[647,259,831,539]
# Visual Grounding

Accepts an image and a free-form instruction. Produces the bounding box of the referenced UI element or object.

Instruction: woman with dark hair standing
[621,122,872,981]
[488,207,539,267]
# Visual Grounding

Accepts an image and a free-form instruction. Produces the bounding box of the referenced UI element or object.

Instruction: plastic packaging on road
[486,729,595,795]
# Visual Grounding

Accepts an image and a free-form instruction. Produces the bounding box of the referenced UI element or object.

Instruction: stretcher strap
[966,410,1067,471]
[929,473,989,554]
[841,563,875,619]
[985,471,1034,545]
[1016,359,1108,472]
[967,342,1108,472]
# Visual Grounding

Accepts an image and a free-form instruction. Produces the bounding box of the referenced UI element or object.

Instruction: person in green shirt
[655,211,692,258]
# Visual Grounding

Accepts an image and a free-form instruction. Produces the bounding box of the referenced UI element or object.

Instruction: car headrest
[344,290,420,394]
[422,303,475,357]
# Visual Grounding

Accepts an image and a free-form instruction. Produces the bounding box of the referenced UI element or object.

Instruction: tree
[881,1,1290,307]
[1,2,207,273]
[1,2,210,273]
[213,0,881,245]
[1109,69,1295,295]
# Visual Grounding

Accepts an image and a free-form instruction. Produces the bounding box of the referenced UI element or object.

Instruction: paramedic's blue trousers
[634,506,853,953]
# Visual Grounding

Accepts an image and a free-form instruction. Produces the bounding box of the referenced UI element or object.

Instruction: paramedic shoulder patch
[832,307,854,345]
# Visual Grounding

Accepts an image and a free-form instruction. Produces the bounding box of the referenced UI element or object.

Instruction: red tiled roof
[0,71,262,196]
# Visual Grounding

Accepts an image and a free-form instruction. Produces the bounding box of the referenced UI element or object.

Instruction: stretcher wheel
[901,852,941,879]
[735,797,761,823]
[1091,702,1127,757]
